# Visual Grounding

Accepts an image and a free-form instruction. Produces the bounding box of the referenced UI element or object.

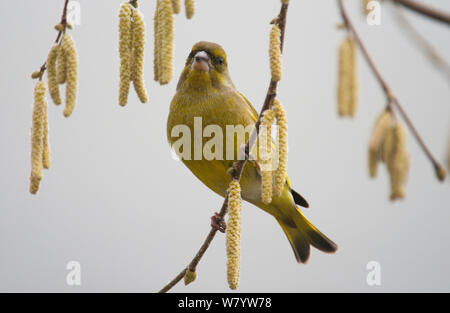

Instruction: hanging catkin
[226,179,242,290]
[269,24,282,82]
[185,0,195,19]
[131,10,149,103]
[30,81,47,194]
[47,45,61,105]
[42,98,51,170]
[368,110,392,178]
[260,109,275,205]
[272,100,288,197]
[61,33,78,117]
[153,1,162,82]
[337,36,358,117]
[119,2,133,106]
[158,0,174,85]
[383,122,410,200]
[171,0,181,14]
[56,45,67,84]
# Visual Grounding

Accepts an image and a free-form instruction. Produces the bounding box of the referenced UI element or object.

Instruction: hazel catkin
[226,179,242,290]
[337,36,358,118]
[260,109,275,205]
[158,0,174,85]
[30,81,47,194]
[47,45,61,105]
[119,2,133,106]
[61,33,78,117]
[131,10,149,103]
[56,44,67,84]
[185,0,195,19]
[383,122,410,201]
[171,0,181,14]
[368,110,392,178]
[269,24,282,82]
[272,100,288,197]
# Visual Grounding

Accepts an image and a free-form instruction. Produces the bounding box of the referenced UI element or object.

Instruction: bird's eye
[217,57,224,65]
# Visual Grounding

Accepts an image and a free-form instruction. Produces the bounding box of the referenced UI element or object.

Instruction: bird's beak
[192,51,210,72]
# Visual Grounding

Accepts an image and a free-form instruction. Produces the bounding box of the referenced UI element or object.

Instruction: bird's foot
[210,213,226,233]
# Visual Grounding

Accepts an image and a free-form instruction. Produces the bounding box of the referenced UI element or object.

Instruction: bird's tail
[276,208,337,264]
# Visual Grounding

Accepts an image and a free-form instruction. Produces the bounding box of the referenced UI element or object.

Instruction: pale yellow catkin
[153,0,162,82]
[30,81,47,194]
[185,0,195,19]
[171,0,181,14]
[131,10,149,103]
[337,36,358,118]
[56,44,67,84]
[368,110,392,178]
[159,0,174,85]
[226,179,242,290]
[281,0,290,4]
[272,100,288,197]
[61,33,78,117]
[383,123,410,201]
[47,45,61,105]
[260,109,275,205]
[119,2,133,106]
[269,24,282,82]
[42,98,51,170]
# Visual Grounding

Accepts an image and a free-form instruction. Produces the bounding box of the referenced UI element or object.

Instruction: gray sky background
[0,0,449,292]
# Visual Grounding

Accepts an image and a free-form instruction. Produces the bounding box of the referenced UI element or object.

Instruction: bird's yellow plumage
[167,42,337,263]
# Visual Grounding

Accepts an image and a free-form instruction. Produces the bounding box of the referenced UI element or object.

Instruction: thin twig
[158,2,290,293]
[391,0,450,26]
[391,4,450,84]
[337,0,446,178]
[35,0,70,80]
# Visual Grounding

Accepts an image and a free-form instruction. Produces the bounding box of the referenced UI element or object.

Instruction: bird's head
[176,41,234,92]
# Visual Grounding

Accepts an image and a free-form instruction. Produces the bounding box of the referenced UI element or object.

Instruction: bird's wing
[237,92,259,123]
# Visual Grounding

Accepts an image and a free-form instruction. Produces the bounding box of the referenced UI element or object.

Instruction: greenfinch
[167,42,337,263]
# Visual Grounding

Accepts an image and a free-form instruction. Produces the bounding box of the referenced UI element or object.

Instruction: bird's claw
[211,213,226,233]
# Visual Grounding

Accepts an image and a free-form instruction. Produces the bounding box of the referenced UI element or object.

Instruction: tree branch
[35,0,69,80]
[391,4,450,85]
[158,2,290,293]
[391,0,450,26]
[337,0,446,179]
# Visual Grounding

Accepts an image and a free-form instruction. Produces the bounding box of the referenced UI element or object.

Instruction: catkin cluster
[154,0,174,85]
[259,100,289,204]
[119,2,149,106]
[269,24,282,82]
[30,81,50,194]
[226,179,242,290]
[368,110,410,200]
[46,33,78,117]
[337,36,358,118]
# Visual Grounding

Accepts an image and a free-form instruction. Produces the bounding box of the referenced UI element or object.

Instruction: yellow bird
[167,42,337,263]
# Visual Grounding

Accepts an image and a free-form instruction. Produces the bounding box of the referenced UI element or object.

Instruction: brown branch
[337,0,446,180]
[34,0,70,80]
[391,4,450,84]
[158,2,290,293]
[391,0,450,26]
